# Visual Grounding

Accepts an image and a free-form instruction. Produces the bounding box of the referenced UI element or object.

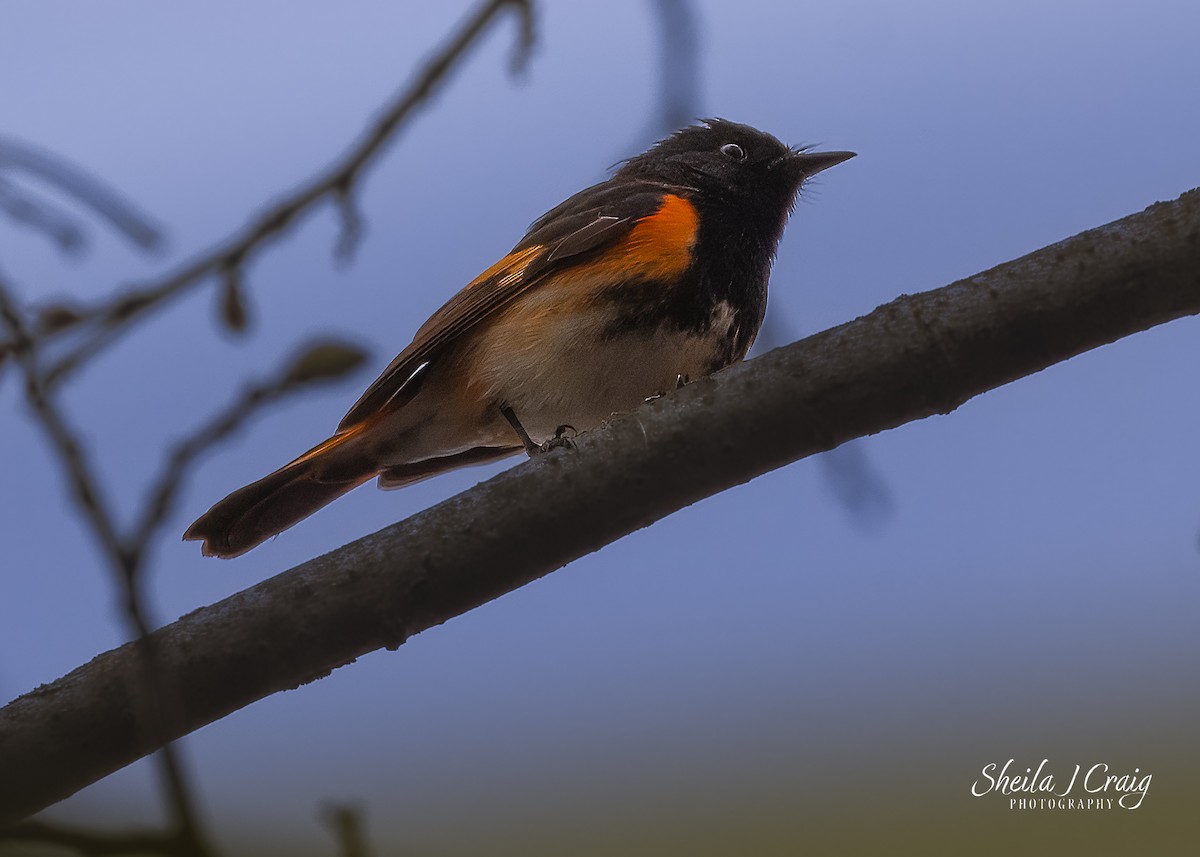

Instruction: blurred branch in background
[1,275,367,857]
[2,276,212,857]
[816,439,894,530]
[756,314,895,530]
[130,339,368,551]
[0,174,86,256]
[617,0,702,158]
[5,186,1197,824]
[0,819,181,857]
[648,0,701,135]
[34,0,535,388]
[0,137,164,255]
[1,800,377,857]
[645,0,895,530]
[0,0,539,849]
[321,805,372,857]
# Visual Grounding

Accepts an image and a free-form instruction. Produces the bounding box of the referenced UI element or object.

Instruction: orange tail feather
[184,426,375,559]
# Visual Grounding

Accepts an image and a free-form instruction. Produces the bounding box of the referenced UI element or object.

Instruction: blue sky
[2,1,1199,853]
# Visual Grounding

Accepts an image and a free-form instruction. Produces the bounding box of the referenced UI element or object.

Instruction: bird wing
[336,186,680,432]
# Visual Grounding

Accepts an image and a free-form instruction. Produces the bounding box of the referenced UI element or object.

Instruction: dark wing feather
[337,185,671,431]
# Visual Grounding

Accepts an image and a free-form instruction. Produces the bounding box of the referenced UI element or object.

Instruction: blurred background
[2,0,1198,854]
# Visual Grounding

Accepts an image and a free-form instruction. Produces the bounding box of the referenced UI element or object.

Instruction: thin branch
[756,312,895,528]
[3,187,1198,825]
[0,281,125,563]
[42,0,535,388]
[2,286,364,844]
[0,1,537,846]
[0,137,164,252]
[333,183,365,264]
[0,820,183,857]
[0,174,87,254]
[131,339,367,551]
[649,0,701,134]
[321,805,372,857]
[620,0,702,157]
[817,439,894,530]
[0,271,215,855]
[217,264,249,333]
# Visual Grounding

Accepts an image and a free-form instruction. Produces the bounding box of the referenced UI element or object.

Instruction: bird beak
[785,149,856,176]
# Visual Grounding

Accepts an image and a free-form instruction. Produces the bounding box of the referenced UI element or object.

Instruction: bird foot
[542,424,577,452]
[502,407,576,458]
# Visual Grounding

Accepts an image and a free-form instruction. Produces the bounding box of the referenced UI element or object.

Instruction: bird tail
[184,428,376,559]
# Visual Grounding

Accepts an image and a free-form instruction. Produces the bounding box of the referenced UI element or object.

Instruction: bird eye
[719,142,746,161]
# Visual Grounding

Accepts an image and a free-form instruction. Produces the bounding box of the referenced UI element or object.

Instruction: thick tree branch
[2,189,1198,825]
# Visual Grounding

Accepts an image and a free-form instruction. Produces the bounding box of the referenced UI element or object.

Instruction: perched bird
[185,119,853,558]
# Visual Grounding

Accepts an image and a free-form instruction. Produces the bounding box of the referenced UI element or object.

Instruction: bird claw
[542,424,577,452]
[502,406,578,457]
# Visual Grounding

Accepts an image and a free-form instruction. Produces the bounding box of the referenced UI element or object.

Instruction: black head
[616,118,854,215]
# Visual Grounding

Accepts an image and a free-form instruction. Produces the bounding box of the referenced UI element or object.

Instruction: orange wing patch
[571,193,699,283]
[625,193,699,276]
[619,192,696,274]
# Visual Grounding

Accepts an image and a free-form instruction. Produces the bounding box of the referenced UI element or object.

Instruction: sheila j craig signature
[971,759,1151,809]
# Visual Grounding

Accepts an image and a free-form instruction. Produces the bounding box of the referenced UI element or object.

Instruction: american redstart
[185,119,853,557]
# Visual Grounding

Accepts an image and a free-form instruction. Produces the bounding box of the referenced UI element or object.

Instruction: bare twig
[619,0,701,158]
[3,280,365,853]
[1,2,539,849]
[0,280,125,563]
[321,805,372,857]
[648,0,701,135]
[42,0,536,388]
[0,137,164,252]
[132,339,367,550]
[0,271,215,855]
[1,287,368,846]
[0,3,538,845]
[0,820,183,857]
[4,187,1198,824]
[817,439,894,530]
[333,183,366,264]
[0,174,87,254]
[754,314,895,528]
[217,264,249,333]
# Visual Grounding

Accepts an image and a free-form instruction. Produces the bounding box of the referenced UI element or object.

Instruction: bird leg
[501,405,542,458]
[501,406,577,457]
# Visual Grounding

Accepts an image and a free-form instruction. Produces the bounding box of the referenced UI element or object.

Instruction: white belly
[471,297,740,442]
